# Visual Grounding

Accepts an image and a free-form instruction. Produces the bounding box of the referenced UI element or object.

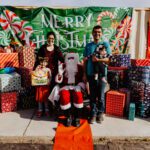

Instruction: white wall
[130,9,150,58]
[1,0,150,7]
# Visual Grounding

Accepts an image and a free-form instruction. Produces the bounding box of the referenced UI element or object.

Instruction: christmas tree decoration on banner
[0,31,11,46]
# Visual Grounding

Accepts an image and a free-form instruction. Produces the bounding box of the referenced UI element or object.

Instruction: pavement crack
[23,109,36,136]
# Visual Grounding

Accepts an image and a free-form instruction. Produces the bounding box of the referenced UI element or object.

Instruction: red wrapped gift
[106,90,126,117]
[108,66,128,81]
[0,92,17,113]
[18,46,35,69]
[18,67,33,87]
[0,53,19,69]
[131,59,150,66]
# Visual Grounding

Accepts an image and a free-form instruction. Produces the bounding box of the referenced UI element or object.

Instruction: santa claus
[53,52,84,127]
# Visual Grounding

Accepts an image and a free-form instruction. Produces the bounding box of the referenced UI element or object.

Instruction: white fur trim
[55,74,63,83]
[73,103,83,108]
[48,85,60,105]
[60,103,71,110]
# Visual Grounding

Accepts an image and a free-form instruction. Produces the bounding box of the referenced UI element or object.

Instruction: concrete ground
[0,109,150,149]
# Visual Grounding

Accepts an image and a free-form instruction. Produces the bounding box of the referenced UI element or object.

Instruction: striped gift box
[131,59,150,66]
[0,53,19,69]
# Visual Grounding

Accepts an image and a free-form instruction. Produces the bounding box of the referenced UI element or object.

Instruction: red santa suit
[55,53,84,111]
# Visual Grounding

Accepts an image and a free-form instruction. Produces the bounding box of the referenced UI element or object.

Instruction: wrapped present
[31,70,50,86]
[110,54,131,67]
[0,47,4,53]
[108,66,128,70]
[107,70,126,90]
[18,67,32,87]
[18,87,36,109]
[128,66,150,84]
[0,92,17,112]
[0,53,19,69]
[106,90,126,117]
[131,59,150,66]
[144,83,150,101]
[135,100,150,118]
[18,46,35,68]
[119,88,131,116]
[130,80,145,102]
[0,72,21,92]
[128,103,135,121]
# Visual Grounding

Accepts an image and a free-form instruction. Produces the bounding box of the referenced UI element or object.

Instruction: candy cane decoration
[18,21,33,40]
[0,31,11,46]
[97,11,114,25]
[0,10,21,34]
[28,40,36,48]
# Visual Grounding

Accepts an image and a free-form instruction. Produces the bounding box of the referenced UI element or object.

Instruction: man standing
[83,25,111,124]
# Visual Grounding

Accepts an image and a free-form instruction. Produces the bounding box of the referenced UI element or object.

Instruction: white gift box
[0,72,21,92]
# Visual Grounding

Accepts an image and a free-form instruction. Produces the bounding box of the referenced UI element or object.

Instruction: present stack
[0,45,36,112]
[17,46,36,109]
[17,46,35,87]
[0,54,21,112]
[107,54,131,118]
[128,60,150,118]
[107,56,150,118]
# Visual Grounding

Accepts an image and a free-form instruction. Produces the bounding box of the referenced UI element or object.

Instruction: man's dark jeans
[87,75,106,117]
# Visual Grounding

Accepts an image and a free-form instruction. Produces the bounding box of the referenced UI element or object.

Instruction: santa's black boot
[73,108,82,127]
[64,109,72,127]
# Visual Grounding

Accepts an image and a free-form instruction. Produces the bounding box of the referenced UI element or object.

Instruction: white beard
[65,60,78,84]
[65,53,79,84]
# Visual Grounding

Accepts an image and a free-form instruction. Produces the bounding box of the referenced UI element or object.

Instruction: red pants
[59,89,83,110]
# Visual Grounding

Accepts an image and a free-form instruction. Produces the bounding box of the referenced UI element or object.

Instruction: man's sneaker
[96,113,104,123]
[89,116,96,124]
[66,117,72,127]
